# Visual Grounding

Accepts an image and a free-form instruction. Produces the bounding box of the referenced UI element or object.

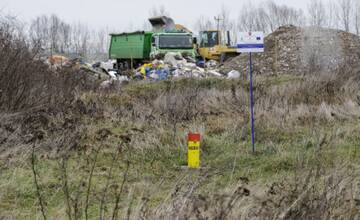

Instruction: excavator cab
[199,31,220,48]
[198,30,238,62]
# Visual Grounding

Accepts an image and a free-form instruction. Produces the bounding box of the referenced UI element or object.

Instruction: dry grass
[1,67,360,219]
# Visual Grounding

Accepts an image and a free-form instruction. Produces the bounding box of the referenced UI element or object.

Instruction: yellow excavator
[197,30,239,62]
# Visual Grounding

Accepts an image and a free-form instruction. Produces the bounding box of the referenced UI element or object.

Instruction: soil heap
[221,25,360,75]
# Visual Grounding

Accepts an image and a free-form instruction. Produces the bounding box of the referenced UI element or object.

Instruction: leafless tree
[49,14,61,55]
[29,14,108,61]
[254,7,271,32]
[58,22,71,54]
[29,15,51,52]
[354,1,360,35]
[238,4,257,32]
[238,1,305,33]
[338,0,352,32]
[219,5,234,32]
[218,5,237,44]
[238,3,271,32]
[325,0,339,28]
[194,15,214,32]
[308,0,326,27]
[266,1,305,30]
[71,22,90,58]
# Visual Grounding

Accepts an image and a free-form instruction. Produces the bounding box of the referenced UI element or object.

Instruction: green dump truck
[109,31,197,69]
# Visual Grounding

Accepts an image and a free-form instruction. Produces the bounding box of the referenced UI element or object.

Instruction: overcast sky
[1,0,311,31]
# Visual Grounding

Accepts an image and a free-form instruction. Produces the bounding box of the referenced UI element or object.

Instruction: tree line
[194,0,359,44]
[2,0,359,62]
[28,14,110,62]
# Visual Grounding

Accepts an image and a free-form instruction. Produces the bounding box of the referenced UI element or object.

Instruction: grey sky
[1,0,311,31]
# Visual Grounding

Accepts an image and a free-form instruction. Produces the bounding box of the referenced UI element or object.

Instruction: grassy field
[1,75,360,219]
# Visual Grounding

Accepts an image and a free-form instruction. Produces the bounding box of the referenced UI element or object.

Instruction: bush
[0,17,96,112]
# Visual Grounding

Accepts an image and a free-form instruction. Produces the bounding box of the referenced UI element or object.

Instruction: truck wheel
[116,60,122,70]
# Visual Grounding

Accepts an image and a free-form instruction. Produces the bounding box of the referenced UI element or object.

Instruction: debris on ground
[205,60,218,68]
[133,52,233,80]
[47,55,69,67]
[43,53,240,83]
[43,53,242,84]
[227,70,241,79]
[43,55,128,82]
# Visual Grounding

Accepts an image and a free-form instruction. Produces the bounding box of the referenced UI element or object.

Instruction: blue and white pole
[237,31,264,154]
[249,53,255,154]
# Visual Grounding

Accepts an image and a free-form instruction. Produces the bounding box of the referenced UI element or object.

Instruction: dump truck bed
[109,31,153,60]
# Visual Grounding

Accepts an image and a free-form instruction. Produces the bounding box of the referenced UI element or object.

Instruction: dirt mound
[221,25,360,75]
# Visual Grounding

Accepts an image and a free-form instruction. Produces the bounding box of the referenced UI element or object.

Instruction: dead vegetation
[1,69,358,219]
[146,164,360,219]
[0,16,98,113]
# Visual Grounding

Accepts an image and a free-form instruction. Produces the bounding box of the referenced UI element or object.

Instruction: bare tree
[29,15,50,51]
[338,0,352,32]
[308,0,326,27]
[238,3,273,32]
[219,5,233,32]
[71,22,90,58]
[49,14,60,55]
[96,28,109,57]
[325,0,339,28]
[238,4,257,32]
[58,22,71,54]
[354,1,360,35]
[238,1,305,33]
[254,7,271,32]
[194,15,214,32]
[266,1,305,30]
[218,5,237,44]
[29,14,110,61]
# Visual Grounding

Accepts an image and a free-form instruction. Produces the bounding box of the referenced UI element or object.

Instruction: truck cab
[150,32,197,59]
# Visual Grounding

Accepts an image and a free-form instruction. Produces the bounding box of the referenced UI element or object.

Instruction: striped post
[188,133,200,169]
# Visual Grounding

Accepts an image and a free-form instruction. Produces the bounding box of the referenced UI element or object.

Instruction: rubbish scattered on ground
[164,52,180,67]
[205,60,218,68]
[118,75,130,82]
[227,70,241,79]
[100,60,116,72]
[44,51,241,83]
[131,52,230,80]
[48,55,70,67]
[207,70,222,77]
[196,60,205,68]
[108,70,118,79]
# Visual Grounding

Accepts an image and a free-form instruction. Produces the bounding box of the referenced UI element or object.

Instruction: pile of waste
[43,53,242,84]
[221,25,360,75]
[133,52,240,80]
[44,55,120,81]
